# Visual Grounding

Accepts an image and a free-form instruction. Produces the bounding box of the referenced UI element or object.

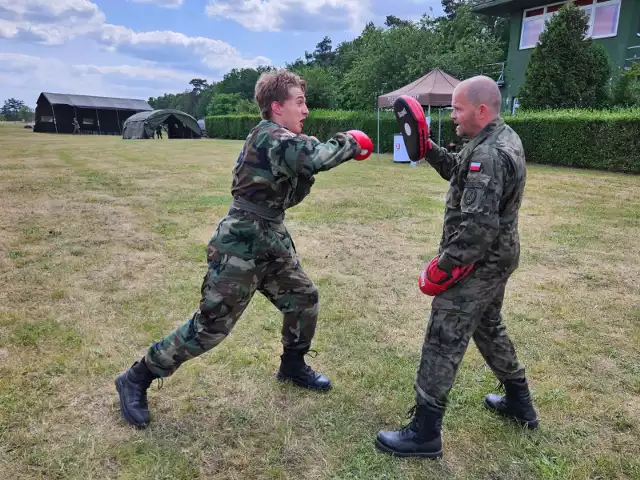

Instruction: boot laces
[131,381,149,407]
[497,379,530,406]
[396,404,418,433]
[128,365,159,406]
[134,379,161,408]
[406,404,417,419]
[299,349,319,377]
[281,349,320,379]
[404,404,442,438]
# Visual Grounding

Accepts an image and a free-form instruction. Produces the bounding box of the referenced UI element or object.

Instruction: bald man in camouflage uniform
[115,69,373,428]
[376,76,538,458]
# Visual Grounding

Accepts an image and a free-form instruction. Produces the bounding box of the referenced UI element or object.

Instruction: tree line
[149,0,640,117]
[5,1,639,123]
[149,1,509,117]
[0,98,35,122]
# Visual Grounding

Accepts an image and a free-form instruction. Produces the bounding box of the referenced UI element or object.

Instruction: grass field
[1,122,639,480]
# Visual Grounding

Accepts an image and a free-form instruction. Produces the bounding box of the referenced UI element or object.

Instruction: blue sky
[1,0,443,108]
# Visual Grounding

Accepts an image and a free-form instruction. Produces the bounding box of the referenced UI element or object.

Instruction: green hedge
[206,110,395,153]
[205,109,457,154]
[205,108,640,173]
[503,108,640,173]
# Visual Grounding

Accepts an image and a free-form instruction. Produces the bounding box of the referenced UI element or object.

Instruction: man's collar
[262,119,293,133]
[463,117,504,153]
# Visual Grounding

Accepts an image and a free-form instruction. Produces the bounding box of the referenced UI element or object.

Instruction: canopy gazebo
[376,68,461,152]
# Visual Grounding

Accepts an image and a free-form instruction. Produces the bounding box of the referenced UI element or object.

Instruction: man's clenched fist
[347,130,373,161]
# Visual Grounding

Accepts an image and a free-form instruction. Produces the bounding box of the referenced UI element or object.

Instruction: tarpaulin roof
[39,92,153,111]
[377,68,461,108]
[122,109,201,139]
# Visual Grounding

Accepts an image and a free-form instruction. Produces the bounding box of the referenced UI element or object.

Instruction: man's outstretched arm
[424,142,461,181]
[264,127,371,179]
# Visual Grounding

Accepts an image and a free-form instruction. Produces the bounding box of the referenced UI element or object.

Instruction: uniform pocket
[206,243,222,270]
[212,216,268,259]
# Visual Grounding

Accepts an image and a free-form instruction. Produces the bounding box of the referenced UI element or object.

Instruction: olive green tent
[122,108,202,139]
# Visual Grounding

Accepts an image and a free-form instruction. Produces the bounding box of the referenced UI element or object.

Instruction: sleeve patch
[469,161,482,172]
[463,189,478,205]
[461,174,491,214]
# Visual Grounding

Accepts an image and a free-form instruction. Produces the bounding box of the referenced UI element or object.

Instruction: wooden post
[51,104,58,134]
[376,107,380,154]
[116,109,121,135]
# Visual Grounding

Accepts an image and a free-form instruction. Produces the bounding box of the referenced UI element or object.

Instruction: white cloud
[0,19,18,38]
[71,64,196,82]
[205,0,443,32]
[0,0,105,44]
[96,25,270,72]
[0,0,102,22]
[127,0,184,8]
[0,53,104,99]
[0,52,198,104]
[205,0,368,32]
[0,52,41,75]
[0,0,270,72]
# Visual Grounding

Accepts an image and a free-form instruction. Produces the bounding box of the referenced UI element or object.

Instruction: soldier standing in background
[376,76,538,458]
[115,69,374,428]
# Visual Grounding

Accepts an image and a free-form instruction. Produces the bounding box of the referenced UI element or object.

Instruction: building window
[520,0,621,50]
[591,2,620,38]
[520,9,547,50]
[520,2,564,49]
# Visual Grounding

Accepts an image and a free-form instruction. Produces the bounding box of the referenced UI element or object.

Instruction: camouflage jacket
[230,120,359,212]
[208,120,358,261]
[425,118,526,272]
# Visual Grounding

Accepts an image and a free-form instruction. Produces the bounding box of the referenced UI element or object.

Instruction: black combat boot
[484,377,539,429]
[115,358,158,428]
[375,404,444,458]
[275,348,331,391]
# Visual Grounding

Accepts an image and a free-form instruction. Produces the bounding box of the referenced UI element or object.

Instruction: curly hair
[254,69,306,120]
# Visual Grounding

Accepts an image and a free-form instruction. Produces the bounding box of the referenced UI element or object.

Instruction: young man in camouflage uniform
[116,69,373,428]
[376,76,538,458]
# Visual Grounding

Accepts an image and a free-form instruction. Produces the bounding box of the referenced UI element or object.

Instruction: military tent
[122,109,202,139]
[34,92,152,135]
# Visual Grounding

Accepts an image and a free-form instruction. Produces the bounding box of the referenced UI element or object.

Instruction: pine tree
[518,2,611,109]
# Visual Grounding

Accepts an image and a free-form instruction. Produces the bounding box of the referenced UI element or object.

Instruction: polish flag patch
[469,162,482,172]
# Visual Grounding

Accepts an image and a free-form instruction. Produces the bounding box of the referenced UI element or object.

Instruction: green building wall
[501,0,640,111]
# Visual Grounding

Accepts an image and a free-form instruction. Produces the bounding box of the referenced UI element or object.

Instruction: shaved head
[457,76,502,115]
[450,75,502,139]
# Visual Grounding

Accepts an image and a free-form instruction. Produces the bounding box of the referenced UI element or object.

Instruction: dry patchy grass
[1,123,639,479]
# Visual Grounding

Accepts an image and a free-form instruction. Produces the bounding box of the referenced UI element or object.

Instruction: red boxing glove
[347,130,373,161]
[418,255,474,296]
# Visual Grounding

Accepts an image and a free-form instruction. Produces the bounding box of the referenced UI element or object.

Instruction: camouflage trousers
[415,265,525,411]
[144,213,319,378]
